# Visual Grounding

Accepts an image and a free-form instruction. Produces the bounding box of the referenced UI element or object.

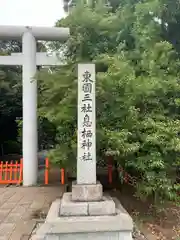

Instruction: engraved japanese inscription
[77,64,96,184]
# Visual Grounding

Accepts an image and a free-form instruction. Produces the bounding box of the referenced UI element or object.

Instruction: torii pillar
[0,25,70,186]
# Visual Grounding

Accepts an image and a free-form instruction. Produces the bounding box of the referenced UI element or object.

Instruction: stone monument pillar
[72,64,103,202]
[77,64,96,185]
[32,64,133,240]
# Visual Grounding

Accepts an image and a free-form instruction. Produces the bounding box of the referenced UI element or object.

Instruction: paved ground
[0,185,64,240]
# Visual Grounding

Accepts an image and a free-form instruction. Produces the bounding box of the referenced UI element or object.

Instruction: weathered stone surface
[72,181,103,202]
[38,197,133,231]
[59,194,116,217]
[60,193,88,216]
[33,196,133,239]
[33,231,132,240]
[88,196,116,216]
[31,234,59,240]
[46,199,60,221]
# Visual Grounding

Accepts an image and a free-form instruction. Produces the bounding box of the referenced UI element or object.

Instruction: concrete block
[72,181,103,202]
[60,193,88,216]
[88,195,116,216]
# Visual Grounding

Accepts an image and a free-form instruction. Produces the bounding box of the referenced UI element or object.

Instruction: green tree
[63,0,121,13]
[0,40,47,155]
[39,1,180,203]
[0,40,22,154]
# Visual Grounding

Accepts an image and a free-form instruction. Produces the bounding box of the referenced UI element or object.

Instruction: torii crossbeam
[0,25,70,186]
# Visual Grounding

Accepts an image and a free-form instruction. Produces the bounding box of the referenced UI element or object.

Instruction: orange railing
[0,159,23,184]
[44,158,65,185]
[107,155,136,186]
[61,168,65,185]
[45,158,49,185]
[0,156,66,186]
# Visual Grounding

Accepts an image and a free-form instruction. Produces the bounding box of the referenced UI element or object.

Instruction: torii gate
[0,25,70,186]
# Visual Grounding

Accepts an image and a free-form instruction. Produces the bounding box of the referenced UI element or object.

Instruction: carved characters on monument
[77,64,96,183]
[79,69,94,161]
[81,152,92,161]
[81,103,92,113]
[82,114,92,127]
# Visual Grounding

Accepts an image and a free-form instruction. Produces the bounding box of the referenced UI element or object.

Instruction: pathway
[0,185,64,240]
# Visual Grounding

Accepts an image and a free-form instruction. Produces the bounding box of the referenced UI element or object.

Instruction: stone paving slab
[0,186,64,240]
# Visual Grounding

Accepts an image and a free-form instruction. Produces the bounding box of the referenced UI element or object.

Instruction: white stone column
[77,64,96,184]
[22,30,37,186]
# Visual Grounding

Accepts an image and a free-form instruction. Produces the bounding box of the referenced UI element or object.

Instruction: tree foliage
[39,1,180,203]
[0,39,52,154]
[0,40,22,154]
[16,117,57,153]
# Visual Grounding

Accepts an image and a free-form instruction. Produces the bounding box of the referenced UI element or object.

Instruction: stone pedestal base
[60,192,116,216]
[72,181,103,201]
[31,183,133,240]
[31,197,133,240]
